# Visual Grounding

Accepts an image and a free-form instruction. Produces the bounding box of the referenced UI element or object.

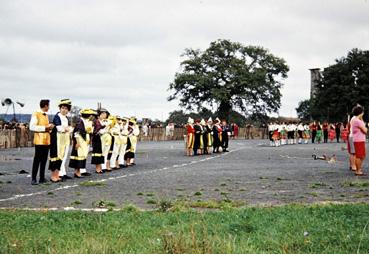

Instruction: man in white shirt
[29,99,54,185]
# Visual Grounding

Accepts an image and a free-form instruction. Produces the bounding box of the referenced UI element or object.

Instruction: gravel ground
[0,139,368,209]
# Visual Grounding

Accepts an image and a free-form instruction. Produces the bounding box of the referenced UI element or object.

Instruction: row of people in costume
[268,122,349,147]
[30,99,140,185]
[186,117,231,156]
[69,108,140,177]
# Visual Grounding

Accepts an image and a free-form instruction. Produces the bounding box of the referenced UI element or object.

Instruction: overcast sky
[1,0,368,120]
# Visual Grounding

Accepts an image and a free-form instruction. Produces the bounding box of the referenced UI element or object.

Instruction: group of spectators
[0,121,31,148]
[0,121,28,130]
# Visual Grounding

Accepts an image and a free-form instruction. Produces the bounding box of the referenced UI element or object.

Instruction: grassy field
[0,203,369,253]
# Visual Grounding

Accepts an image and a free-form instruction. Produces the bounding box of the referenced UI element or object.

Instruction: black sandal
[74,173,84,178]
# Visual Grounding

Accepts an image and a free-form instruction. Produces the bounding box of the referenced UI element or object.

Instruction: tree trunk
[218,101,232,121]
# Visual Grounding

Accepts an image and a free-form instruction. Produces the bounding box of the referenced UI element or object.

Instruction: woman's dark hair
[59,104,71,111]
[40,99,50,108]
[352,105,364,116]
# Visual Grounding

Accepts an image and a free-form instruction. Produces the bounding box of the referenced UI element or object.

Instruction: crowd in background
[267,121,351,147]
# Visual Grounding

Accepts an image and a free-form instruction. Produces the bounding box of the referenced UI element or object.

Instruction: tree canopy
[311,48,369,122]
[295,99,311,121]
[168,39,289,120]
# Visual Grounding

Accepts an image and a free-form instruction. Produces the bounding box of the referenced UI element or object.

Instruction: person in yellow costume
[91,108,109,174]
[30,99,54,185]
[108,115,122,170]
[125,117,140,166]
[79,109,96,176]
[69,109,96,177]
[118,117,129,167]
[49,99,73,182]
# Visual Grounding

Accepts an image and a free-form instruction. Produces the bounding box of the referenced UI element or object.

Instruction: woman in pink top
[351,105,367,176]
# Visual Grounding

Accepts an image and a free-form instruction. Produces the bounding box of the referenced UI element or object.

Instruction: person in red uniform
[323,121,329,143]
[233,123,239,139]
[186,117,195,156]
[328,124,336,142]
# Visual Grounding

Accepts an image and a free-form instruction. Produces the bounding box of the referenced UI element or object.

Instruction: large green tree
[296,99,311,121]
[168,39,289,120]
[312,48,369,122]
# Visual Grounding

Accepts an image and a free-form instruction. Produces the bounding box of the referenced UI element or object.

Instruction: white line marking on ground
[0,147,245,203]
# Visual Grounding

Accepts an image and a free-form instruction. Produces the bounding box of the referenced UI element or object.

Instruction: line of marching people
[30,99,140,185]
[268,122,349,147]
[185,117,231,156]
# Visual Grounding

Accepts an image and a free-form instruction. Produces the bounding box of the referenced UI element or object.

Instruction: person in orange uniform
[30,99,54,185]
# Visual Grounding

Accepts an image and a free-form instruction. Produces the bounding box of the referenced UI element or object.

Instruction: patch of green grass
[71,200,82,206]
[310,182,327,189]
[146,199,157,205]
[146,193,155,197]
[93,200,116,208]
[214,188,220,191]
[79,181,106,187]
[0,204,369,253]
[47,192,54,196]
[341,180,369,188]
[259,176,268,180]
[136,192,144,196]
[220,183,227,187]
[239,188,246,192]
[176,188,185,191]
[353,193,369,198]
[220,192,229,196]
[188,199,245,209]
[75,192,82,196]
[122,203,140,213]
[194,191,202,196]
[308,192,319,197]
[157,199,173,212]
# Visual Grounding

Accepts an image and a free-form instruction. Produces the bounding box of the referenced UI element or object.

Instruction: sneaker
[31,180,38,185]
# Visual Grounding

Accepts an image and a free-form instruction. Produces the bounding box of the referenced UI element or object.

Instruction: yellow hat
[129,117,137,124]
[58,99,72,107]
[80,108,96,115]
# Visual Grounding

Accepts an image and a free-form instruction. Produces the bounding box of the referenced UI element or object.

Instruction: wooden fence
[0,127,268,149]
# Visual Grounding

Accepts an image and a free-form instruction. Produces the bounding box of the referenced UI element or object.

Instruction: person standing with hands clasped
[351,105,367,176]
[49,99,73,182]
[30,99,54,185]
